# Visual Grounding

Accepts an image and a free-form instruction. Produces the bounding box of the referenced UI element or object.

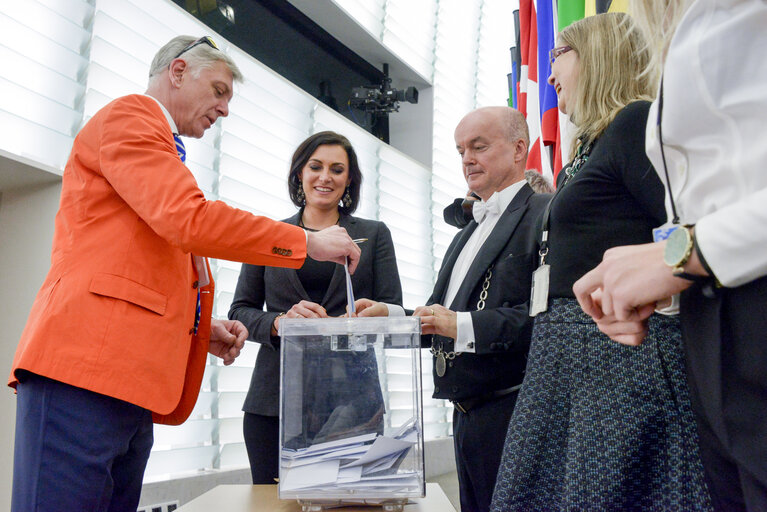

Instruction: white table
[177,483,456,511]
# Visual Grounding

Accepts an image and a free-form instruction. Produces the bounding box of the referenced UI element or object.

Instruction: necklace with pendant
[431,346,455,377]
[429,266,493,377]
[562,138,595,186]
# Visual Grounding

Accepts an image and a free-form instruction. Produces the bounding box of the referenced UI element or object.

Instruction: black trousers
[243,412,279,484]
[452,391,518,512]
[681,277,767,511]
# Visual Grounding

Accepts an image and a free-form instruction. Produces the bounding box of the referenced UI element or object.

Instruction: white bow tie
[472,198,501,223]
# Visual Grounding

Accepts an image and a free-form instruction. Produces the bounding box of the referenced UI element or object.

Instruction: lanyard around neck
[537,139,595,265]
[657,77,680,225]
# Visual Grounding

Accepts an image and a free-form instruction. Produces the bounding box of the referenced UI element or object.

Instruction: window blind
[0,0,90,169]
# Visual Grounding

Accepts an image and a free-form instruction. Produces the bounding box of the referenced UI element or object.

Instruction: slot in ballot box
[278,317,425,511]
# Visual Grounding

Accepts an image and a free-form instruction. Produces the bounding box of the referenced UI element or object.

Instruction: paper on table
[280,429,419,493]
[393,418,419,441]
[344,257,355,314]
[336,466,364,484]
[336,474,422,489]
[341,435,413,468]
[281,460,341,491]
[361,450,404,475]
[282,444,370,468]
[283,432,376,458]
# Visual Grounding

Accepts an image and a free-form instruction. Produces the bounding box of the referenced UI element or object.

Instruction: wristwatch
[663,225,707,282]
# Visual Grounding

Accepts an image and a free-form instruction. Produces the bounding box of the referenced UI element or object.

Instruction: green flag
[558,1,585,31]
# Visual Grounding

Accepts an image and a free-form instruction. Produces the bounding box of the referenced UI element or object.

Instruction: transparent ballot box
[278,317,425,511]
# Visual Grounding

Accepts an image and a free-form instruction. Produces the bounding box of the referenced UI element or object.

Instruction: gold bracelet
[272,312,286,334]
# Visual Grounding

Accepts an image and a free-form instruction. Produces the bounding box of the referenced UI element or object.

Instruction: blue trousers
[12,371,154,512]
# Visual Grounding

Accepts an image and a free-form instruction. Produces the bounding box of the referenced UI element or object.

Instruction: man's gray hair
[505,108,530,148]
[524,169,554,193]
[148,35,243,84]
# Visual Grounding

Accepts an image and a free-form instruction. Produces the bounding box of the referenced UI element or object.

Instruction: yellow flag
[608,0,628,12]
[585,0,628,17]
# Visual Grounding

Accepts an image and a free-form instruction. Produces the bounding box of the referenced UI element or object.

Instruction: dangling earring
[296,183,306,205]
[342,186,352,208]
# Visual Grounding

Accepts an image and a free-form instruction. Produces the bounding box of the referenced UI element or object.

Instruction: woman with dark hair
[228,131,402,484]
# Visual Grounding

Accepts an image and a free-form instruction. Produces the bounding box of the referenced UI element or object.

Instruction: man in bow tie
[8,35,360,512]
[357,106,551,512]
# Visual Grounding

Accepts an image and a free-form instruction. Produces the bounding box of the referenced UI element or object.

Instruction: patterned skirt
[490,298,711,512]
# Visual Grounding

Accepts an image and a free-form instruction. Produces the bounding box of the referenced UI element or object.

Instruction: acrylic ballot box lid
[278,317,424,511]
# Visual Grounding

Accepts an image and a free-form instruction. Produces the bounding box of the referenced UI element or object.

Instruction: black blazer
[427,184,551,401]
[229,212,403,417]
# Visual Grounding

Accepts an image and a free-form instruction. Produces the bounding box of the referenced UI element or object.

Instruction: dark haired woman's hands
[272,300,328,335]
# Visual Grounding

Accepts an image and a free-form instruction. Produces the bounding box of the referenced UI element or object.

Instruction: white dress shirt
[446,180,527,352]
[386,181,527,346]
[145,94,210,286]
[145,94,177,133]
[645,0,767,287]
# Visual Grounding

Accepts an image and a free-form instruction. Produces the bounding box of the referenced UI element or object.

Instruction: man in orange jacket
[9,35,360,512]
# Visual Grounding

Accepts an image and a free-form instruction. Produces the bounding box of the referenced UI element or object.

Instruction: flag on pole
[509,9,521,109]
[517,0,543,179]
[536,0,561,183]
[558,1,585,30]
[511,0,631,185]
[515,0,561,183]
[561,0,628,29]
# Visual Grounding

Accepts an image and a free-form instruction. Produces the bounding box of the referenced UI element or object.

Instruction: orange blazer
[9,95,306,425]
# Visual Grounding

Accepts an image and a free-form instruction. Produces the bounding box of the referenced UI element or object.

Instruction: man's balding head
[454,107,529,201]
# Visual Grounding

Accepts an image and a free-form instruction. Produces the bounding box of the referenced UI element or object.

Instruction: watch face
[663,227,690,267]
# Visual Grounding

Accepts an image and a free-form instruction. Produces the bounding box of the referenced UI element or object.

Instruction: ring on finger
[429,308,435,316]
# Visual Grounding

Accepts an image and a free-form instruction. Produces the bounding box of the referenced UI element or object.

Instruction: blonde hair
[629,0,694,84]
[560,12,654,159]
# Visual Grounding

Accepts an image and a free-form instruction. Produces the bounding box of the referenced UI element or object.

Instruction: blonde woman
[576,1,767,509]
[490,13,711,511]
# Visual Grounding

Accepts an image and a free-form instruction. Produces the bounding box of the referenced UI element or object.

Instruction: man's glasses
[549,45,573,66]
[173,36,219,60]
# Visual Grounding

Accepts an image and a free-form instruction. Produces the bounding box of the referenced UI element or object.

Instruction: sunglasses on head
[173,36,219,60]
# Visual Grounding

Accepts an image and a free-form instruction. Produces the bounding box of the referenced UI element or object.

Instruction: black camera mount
[349,64,418,117]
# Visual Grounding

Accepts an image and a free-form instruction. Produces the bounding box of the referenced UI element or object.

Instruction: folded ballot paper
[280,421,421,494]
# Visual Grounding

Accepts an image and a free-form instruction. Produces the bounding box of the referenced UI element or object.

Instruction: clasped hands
[271,300,333,335]
[573,241,697,346]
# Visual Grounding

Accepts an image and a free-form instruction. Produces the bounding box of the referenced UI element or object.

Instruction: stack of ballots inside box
[280,420,421,493]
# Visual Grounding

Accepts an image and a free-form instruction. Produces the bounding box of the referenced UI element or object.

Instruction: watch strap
[692,234,723,288]
[673,271,709,283]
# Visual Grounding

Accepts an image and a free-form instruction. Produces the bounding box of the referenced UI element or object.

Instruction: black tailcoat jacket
[426,183,550,401]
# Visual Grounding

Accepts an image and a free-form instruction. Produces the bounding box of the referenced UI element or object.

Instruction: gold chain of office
[431,266,493,377]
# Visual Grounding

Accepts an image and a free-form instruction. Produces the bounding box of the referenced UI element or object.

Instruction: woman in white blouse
[575,1,767,509]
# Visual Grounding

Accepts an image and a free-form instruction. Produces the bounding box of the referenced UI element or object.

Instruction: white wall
[389,87,434,169]
[0,170,61,509]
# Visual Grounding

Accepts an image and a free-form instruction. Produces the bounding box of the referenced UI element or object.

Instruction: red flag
[517,0,563,183]
[519,0,541,174]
